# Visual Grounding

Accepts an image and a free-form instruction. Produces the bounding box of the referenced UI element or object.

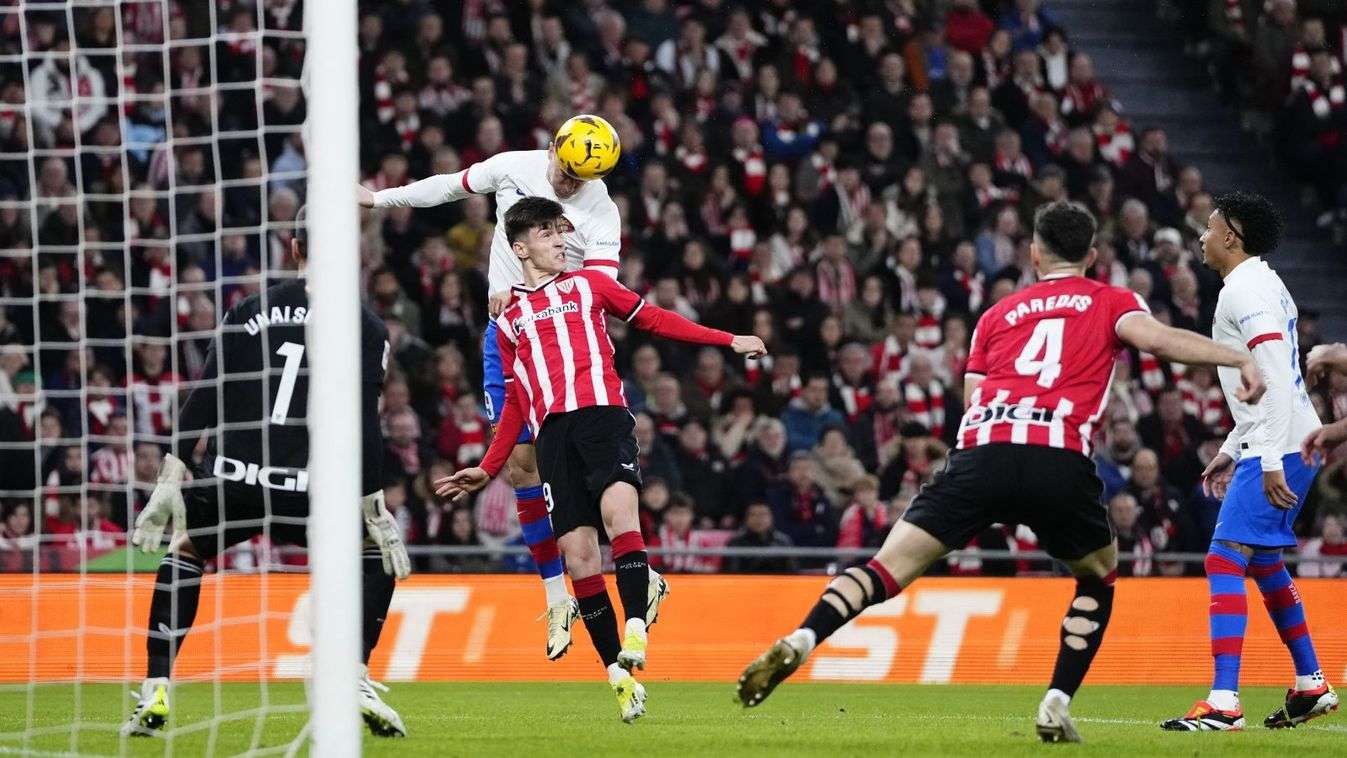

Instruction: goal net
[0,1,353,754]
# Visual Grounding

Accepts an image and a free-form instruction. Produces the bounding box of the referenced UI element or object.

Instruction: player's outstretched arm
[359,157,505,209]
[1306,343,1347,388]
[592,271,767,355]
[1117,314,1265,403]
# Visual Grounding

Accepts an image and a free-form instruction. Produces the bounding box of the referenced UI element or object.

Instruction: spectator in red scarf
[1137,387,1211,493]
[1297,514,1346,578]
[836,474,889,549]
[766,452,839,561]
[1109,492,1155,577]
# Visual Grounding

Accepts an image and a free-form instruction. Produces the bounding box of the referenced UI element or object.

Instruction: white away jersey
[372,150,621,295]
[1212,257,1320,469]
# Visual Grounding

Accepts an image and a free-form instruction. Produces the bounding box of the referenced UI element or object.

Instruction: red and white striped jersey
[956,274,1149,456]
[495,269,733,436]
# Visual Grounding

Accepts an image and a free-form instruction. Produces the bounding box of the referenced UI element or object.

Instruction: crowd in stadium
[1170,0,1347,233]
[1,0,1346,577]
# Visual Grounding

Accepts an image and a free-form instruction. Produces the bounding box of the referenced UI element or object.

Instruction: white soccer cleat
[544,597,580,661]
[1036,692,1082,743]
[612,674,647,723]
[358,665,407,737]
[646,573,670,627]
[121,677,170,737]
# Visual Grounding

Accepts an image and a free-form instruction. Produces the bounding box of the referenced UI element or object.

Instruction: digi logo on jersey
[213,455,310,492]
[962,402,1057,427]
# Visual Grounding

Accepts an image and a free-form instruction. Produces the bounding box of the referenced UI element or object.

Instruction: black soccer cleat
[1159,700,1245,731]
[1264,684,1339,729]
[736,639,804,708]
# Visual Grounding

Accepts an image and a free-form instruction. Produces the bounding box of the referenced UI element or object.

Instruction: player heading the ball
[436,197,765,722]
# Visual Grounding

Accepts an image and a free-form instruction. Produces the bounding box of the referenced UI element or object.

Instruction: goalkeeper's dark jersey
[175,277,389,500]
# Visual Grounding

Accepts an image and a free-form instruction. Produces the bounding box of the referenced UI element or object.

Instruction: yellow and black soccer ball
[553,114,621,181]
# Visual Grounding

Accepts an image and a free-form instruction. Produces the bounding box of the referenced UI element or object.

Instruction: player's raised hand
[1200,451,1235,500]
[730,335,767,358]
[356,184,375,208]
[1301,419,1347,465]
[1263,469,1299,510]
[131,453,188,553]
[434,467,490,503]
[1234,359,1265,404]
[1305,343,1347,389]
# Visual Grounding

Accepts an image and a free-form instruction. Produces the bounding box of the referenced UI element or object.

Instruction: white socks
[1207,689,1240,711]
[625,617,647,638]
[1296,670,1326,692]
[543,574,569,607]
[606,663,627,685]
[785,628,817,657]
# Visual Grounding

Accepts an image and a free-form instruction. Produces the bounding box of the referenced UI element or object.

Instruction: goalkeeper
[122,208,412,739]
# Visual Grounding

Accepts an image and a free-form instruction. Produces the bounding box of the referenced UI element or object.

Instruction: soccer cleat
[543,597,580,661]
[1036,694,1081,743]
[736,638,804,708]
[646,574,670,627]
[1159,700,1245,731]
[612,674,647,723]
[1264,684,1339,729]
[617,618,648,671]
[121,677,170,737]
[358,666,407,737]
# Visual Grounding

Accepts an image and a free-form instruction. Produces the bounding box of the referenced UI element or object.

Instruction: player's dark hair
[1033,200,1097,263]
[503,196,565,244]
[1213,190,1284,257]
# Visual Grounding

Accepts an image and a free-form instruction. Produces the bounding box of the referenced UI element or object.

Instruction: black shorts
[182,459,310,558]
[535,405,642,539]
[902,443,1111,561]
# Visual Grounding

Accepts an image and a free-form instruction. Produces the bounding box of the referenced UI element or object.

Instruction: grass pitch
[1,682,1343,756]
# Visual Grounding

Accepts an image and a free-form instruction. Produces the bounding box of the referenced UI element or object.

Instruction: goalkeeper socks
[145,553,204,678]
[1047,571,1116,698]
[611,531,648,626]
[797,559,900,648]
[1248,551,1322,685]
[573,574,621,667]
[361,548,396,665]
[1206,544,1250,693]
[516,486,568,606]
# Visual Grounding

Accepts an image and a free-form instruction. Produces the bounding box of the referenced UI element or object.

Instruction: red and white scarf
[1137,351,1167,394]
[915,312,943,350]
[1178,379,1230,433]
[733,146,767,195]
[834,376,873,421]
[1095,121,1135,167]
[1304,78,1346,120]
[903,380,946,438]
[994,150,1033,181]
[871,336,911,380]
[809,151,836,192]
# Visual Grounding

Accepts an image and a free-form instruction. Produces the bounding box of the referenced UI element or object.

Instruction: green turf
[1,682,1342,756]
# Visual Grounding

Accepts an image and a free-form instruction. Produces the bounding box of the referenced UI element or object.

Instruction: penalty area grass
[1,682,1342,756]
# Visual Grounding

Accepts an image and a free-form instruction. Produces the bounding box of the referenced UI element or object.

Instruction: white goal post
[301,0,361,754]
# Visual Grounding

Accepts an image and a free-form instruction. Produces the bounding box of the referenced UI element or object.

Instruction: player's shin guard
[1206,544,1250,694]
[798,559,901,647]
[611,531,649,624]
[145,553,204,678]
[517,486,568,606]
[573,574,621,667]
[362,548,396,665]
[1249,551,1322,688]
[1048,571,1116,698]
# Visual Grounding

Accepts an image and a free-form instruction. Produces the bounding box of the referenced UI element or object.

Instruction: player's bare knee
[599,482,640,534]
[504,445,539,489]
[873,520,947,585]
[557,530,600,575]
[170,534,201,562]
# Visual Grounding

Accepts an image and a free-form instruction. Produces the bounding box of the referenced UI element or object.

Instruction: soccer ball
[553,114,621,181]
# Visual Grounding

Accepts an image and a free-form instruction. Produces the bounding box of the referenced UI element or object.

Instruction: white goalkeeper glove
[131,453,188,553]
[362,490,411,580]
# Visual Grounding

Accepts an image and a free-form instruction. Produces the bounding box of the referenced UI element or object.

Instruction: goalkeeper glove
[362,490,411,580]
[131,453,188,553]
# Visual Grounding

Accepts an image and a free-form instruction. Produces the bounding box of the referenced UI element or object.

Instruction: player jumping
[357,116,668,661]
[123,209,412,738]
[1161,191,1338,732]
[735,200,1265,743]
[435,198,765,722]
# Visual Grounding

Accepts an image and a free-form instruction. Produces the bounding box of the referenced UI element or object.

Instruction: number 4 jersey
[175,277,390,499]
[957,274,1150,456]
